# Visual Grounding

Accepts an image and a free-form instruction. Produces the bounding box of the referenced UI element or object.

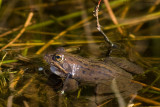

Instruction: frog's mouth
[50,66,65,77]
[50,61,67,77]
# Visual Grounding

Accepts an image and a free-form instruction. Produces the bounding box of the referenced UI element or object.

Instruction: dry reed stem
[1,35,159,47]
[97,99,112,107]
[0,52,7,74]
[0,23,32,38]
[144,57,160,61]
[132,35,160,40]
[134,0,160,32]
[0,12,34,52]
[132,80,160,92]
[9,69,24,90]
[14,1,78,11]
[7,95,14,107]
[132,95,160,106]
[0,40,103,47]
[0,25,23,38]
[152,96,160,100]
[23,101,30,107]
[16,76,35,96]
[98,89,160,107]
[103,0,123,35]
[104,11,160,30]
[36,17,92,55]
[98,83,160,107]
[130,81,160,105]
[121,6,129,18]
[26,30,78,37]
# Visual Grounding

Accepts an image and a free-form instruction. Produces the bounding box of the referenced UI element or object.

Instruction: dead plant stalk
[0,12,34,52]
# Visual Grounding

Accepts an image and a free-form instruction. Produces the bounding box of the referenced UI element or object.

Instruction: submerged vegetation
[0,0,160,106]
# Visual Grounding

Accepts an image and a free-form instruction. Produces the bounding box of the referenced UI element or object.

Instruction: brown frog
[44,47,144,104]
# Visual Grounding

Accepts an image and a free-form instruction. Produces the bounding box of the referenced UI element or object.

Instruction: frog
[44,47,144,104]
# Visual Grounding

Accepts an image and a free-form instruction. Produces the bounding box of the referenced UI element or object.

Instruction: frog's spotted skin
[44,47,144,104]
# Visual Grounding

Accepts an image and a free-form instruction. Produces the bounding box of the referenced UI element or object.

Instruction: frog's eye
[53,54,63,62]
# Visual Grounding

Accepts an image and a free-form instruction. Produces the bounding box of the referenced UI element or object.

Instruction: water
[0,0,160,106]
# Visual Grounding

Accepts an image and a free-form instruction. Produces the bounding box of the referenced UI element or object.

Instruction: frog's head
[44,47,77,77]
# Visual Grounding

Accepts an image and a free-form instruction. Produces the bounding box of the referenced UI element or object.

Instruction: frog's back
[72,59,133,85]
[105,57,144,74]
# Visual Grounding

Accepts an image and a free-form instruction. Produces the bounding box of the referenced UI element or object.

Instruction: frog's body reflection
[45,47,144,105]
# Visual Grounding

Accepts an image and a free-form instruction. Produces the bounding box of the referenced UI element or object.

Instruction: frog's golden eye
[52,54,63,62]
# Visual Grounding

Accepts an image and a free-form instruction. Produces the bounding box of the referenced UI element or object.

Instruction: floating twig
[93,0,114,56]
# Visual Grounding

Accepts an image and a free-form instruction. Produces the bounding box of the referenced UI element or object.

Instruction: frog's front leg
[61,74,79,94]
